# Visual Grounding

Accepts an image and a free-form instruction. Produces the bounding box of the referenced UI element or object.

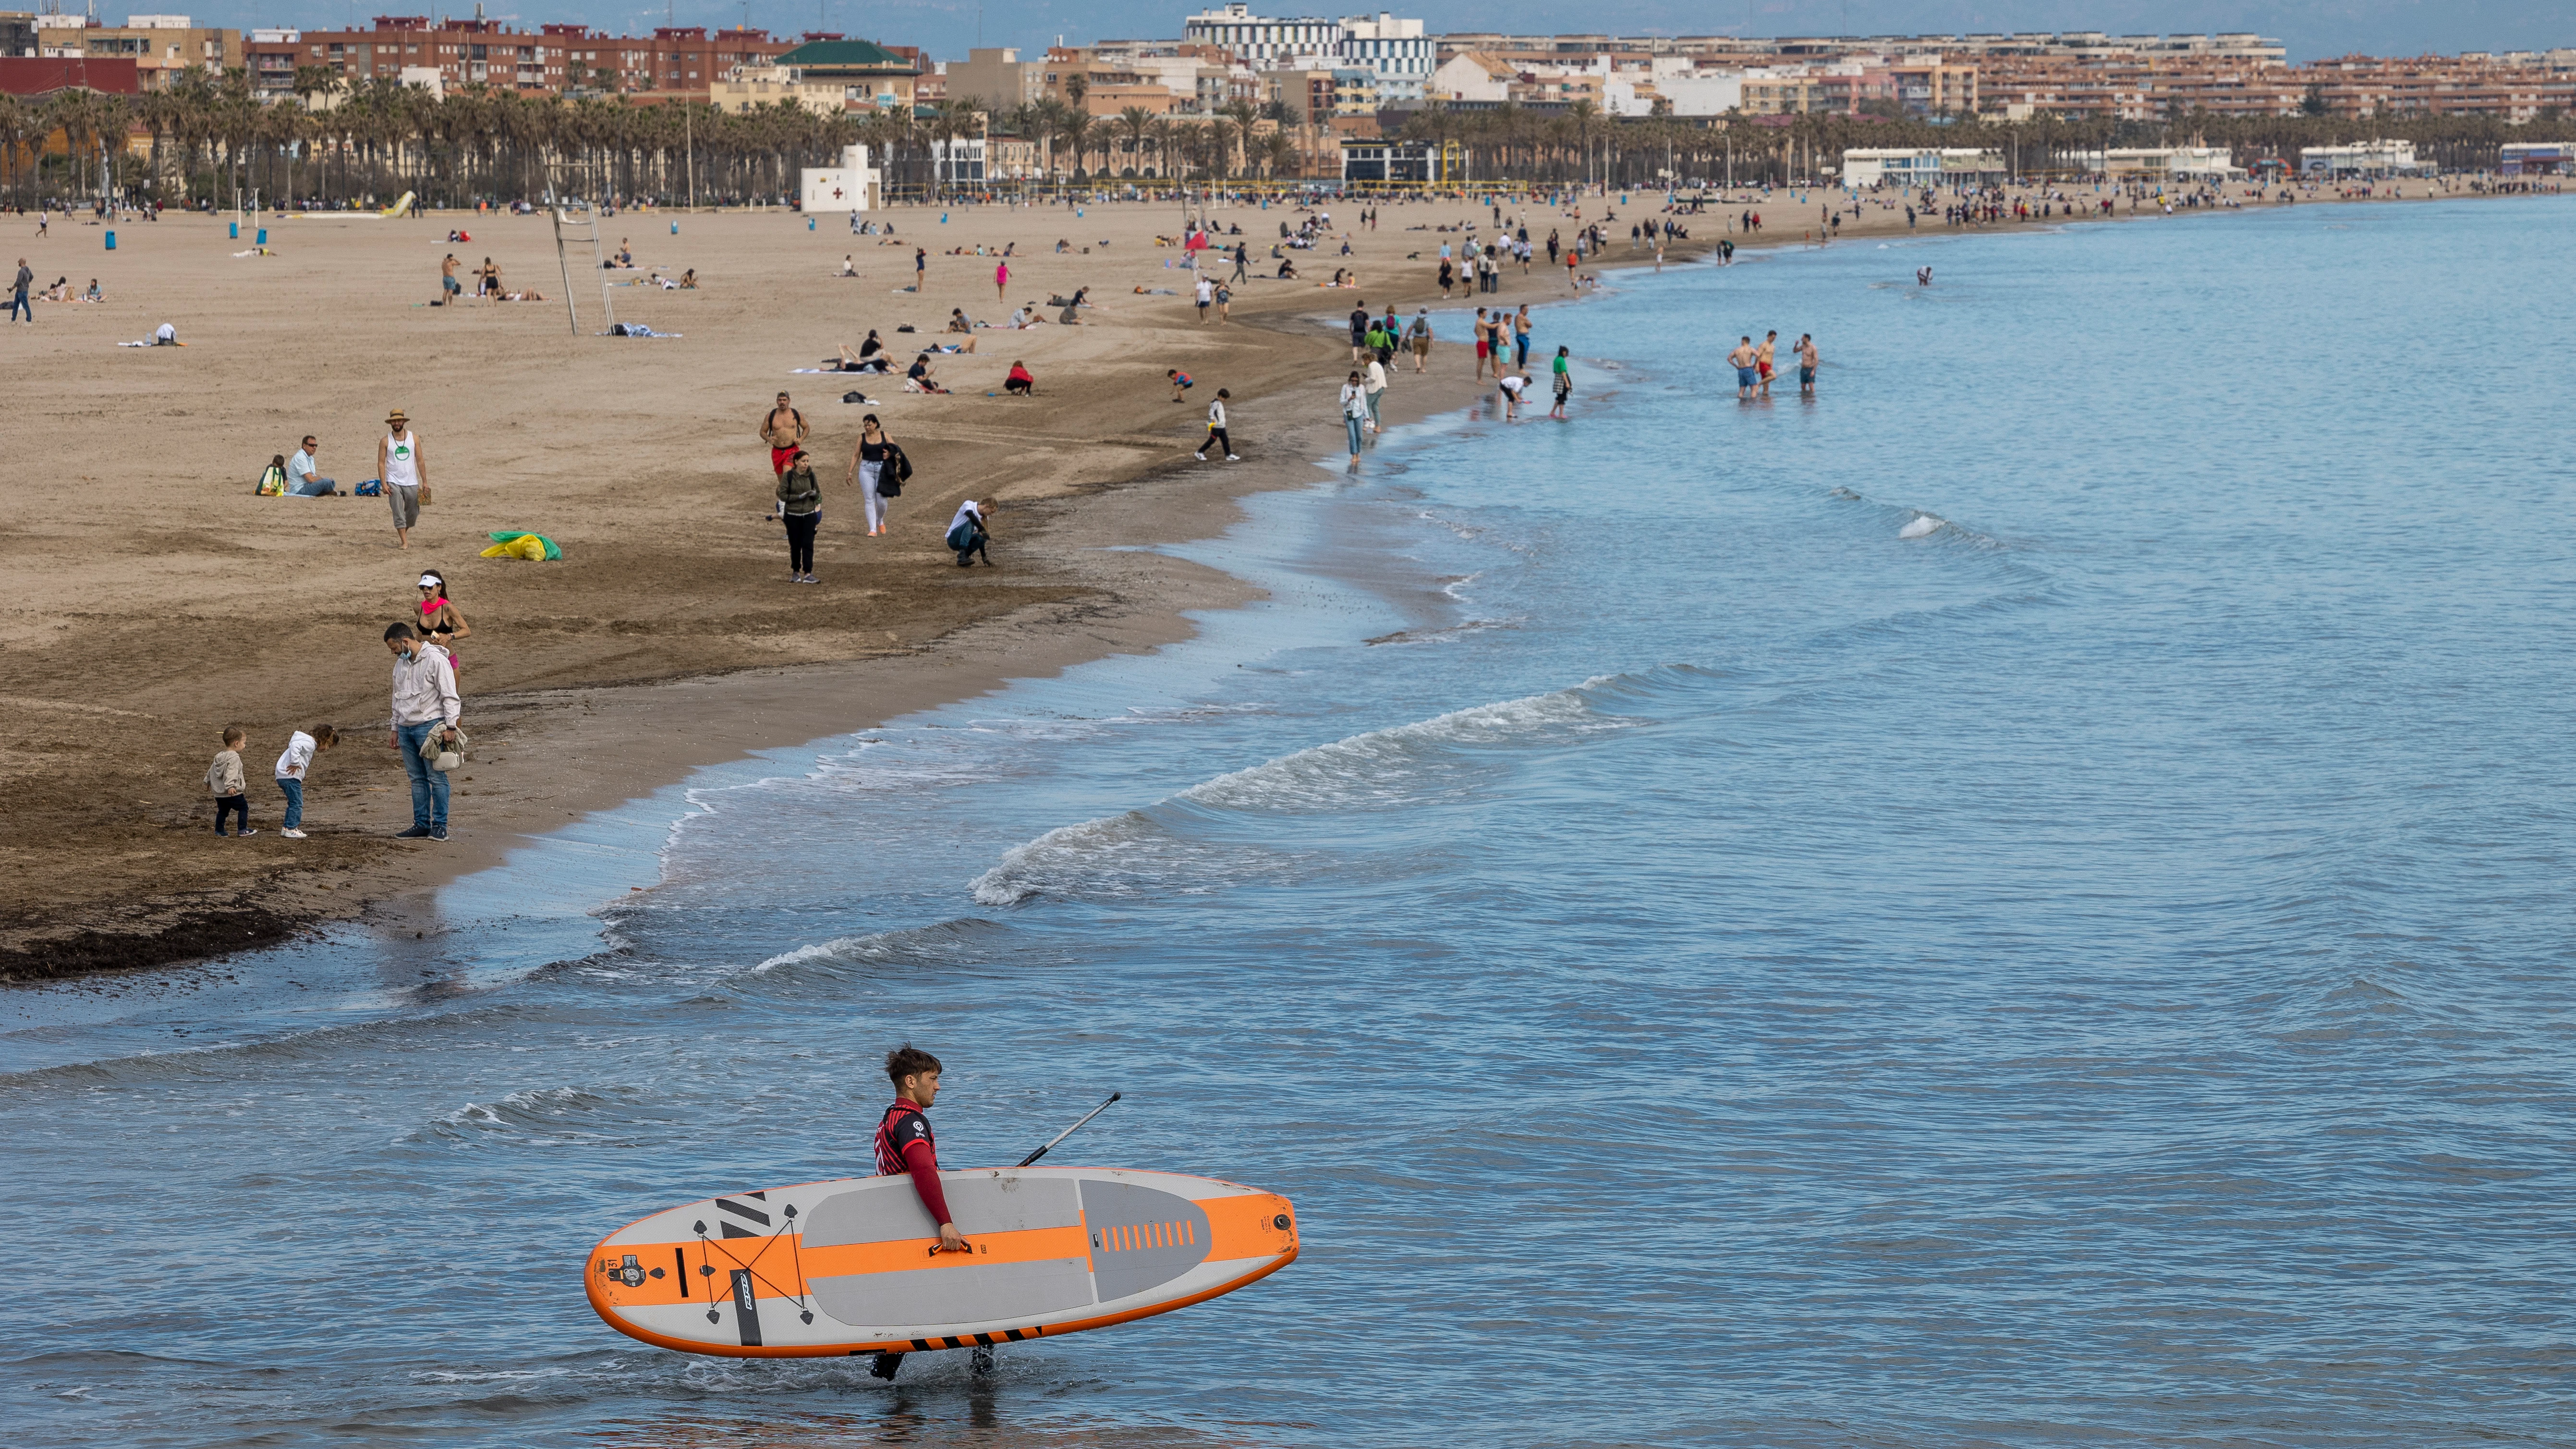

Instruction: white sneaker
[237,827,259,837]
[279,828,307,839]
[1226,454,1241,462]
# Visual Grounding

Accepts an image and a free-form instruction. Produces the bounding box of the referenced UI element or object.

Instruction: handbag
[256,465,287,496]
[418,725,468,772]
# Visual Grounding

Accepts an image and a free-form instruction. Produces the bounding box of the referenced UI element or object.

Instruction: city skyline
[33,0,2574,65]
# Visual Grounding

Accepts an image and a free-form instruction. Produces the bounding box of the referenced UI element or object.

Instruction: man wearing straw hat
[378,408,428,549]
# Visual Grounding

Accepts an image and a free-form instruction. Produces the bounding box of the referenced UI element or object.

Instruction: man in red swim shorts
[760,392,807,476]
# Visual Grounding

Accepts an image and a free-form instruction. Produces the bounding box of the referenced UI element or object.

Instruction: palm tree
[1116,105,1154,178]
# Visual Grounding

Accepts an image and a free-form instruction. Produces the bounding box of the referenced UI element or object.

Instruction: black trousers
[784,511,819,572]
[1200,427,1231,457]
[214,794,249,834]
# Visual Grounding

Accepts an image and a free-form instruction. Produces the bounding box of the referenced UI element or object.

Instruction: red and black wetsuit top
[873,1101,954,1228]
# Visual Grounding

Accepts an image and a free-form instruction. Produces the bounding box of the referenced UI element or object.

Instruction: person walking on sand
[273,724,338,839]
[761,392,808,477]
[1756,331,1777,397]
[1339,371,1369,465]
[1549,345,1572,418]
[994,258,1009,304]
[1731,336,1758,400]
[1797,333,1819,395]
[1195,272,1213,322]
[1195,389,1238,462]
[1407,308,1433,374]
[776,446,822,583]
[9,257,31,325]
[847,414,903,537]
[378,409,426,549]
[384,621,460,841]
[415,569,471,672]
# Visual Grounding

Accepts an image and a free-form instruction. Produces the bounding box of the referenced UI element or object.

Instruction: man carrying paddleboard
[876,1045,970,1255]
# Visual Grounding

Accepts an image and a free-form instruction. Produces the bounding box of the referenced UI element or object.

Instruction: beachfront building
[1339,137,1441,183]
[2299,140,2427,178]
[1838,147,2005,186]
[242,18,796,102]
[2500,142,2573,176]
[945,47,1048,109]
[1339,12,1433,104]
[2097,146,2244,182]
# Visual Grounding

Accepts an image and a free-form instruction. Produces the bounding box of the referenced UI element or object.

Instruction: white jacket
[389,645,461,731]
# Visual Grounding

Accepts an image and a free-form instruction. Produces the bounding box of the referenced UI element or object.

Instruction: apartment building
[945,47,1048,109]
[30,14,240,88]
[244,18,796,103]
[1182,6,1431,104]
[768,36,918,110]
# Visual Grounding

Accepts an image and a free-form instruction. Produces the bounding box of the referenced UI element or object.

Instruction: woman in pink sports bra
[416,570,471,671]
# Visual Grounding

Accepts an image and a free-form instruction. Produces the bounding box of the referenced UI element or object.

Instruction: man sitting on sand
[942,310,980,352]
[905,353,950,394]
[286,435,339,496]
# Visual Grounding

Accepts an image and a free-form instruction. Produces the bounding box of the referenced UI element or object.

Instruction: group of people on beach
[204,568,469,842]
[760,391,992,578]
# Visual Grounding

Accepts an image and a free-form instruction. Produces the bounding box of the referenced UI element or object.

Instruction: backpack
[355,478,383,496]
[255,465,287,497]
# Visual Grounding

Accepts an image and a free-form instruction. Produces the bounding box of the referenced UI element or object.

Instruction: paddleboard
[585,1165,1298,1359]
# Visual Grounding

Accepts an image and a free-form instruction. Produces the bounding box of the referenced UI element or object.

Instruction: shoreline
[5,185,2535,982]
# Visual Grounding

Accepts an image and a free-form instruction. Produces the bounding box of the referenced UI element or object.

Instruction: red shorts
[1757,362,1774,379]
[1475,341,1489,357]
[770,445,797,475]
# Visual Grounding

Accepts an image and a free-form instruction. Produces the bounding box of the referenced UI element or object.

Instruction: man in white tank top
[378,408,428,549]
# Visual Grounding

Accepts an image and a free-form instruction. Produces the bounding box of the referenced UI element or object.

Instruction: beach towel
[480,531,560,560]
[603,323,680,338]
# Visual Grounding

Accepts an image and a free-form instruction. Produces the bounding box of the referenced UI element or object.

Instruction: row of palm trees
[5,68,2567,209]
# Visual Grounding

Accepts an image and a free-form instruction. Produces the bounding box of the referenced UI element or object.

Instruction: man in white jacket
[385,621,461,840]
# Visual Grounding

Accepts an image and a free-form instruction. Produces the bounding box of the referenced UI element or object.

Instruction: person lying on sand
[834,342,890,373]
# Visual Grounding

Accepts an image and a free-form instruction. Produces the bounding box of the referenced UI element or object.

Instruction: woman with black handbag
[846,414,910,538]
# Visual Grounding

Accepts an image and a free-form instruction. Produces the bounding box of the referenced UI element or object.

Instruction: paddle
[1017,1092,1121,1168]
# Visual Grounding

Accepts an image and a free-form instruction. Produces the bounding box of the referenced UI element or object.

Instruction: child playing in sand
[274,724,339,839]
[208,727,255,837]
[1168,369,1193,402]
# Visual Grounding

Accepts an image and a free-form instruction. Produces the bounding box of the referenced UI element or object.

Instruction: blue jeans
[6,290,28,322]
[290,475,336,496]
[397,720,449,828]
[1345,415,1365,454]
[276,776,304,829]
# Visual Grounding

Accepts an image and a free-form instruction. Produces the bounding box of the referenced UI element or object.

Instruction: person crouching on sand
[946,500,992,567]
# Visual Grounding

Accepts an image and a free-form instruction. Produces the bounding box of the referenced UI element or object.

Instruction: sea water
[7,198,2575,1447]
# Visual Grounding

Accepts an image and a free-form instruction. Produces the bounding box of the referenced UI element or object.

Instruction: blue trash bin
[105,230,116,249]
[228,220,238,238]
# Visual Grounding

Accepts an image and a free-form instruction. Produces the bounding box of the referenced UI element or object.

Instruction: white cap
[417,573,440,588]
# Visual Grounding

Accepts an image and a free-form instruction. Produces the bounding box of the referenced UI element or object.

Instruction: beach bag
[355,478,383,496]
[256,465,287,497]
[419,726,467,772]
[417,482,434,508]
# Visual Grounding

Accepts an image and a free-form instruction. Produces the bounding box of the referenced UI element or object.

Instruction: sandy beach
[0,178,2470,978]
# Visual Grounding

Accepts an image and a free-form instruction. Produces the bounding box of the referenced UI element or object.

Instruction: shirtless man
[1730,336,1758,400]
[438,253,461,305]
[759,392,807,477]
[1756,331,1778,397]
[1797,334,1819,396]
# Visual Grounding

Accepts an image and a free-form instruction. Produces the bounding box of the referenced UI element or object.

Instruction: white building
[2300,140,2425,177]
[1429,49,1512,102]
[1339,12,1432,104]
[1184,5,1431,105]
[800,145,880,213]
[1641,68,1743,116]
[1839,147,2005,186]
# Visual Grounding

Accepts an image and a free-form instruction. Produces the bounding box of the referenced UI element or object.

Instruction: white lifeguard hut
[801,146,880,213]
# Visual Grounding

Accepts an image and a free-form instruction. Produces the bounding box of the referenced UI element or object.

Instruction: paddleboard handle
[1016,1091,1121,1167]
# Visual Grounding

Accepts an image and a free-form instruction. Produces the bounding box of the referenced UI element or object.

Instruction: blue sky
[164,1,2570,64]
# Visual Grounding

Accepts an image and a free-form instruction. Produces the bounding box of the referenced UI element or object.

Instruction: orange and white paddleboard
[584,1166,1299,1359]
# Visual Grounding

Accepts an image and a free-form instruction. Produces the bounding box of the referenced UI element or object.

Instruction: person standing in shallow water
[1797,333,1819,396]
[1550,345,1572,418]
